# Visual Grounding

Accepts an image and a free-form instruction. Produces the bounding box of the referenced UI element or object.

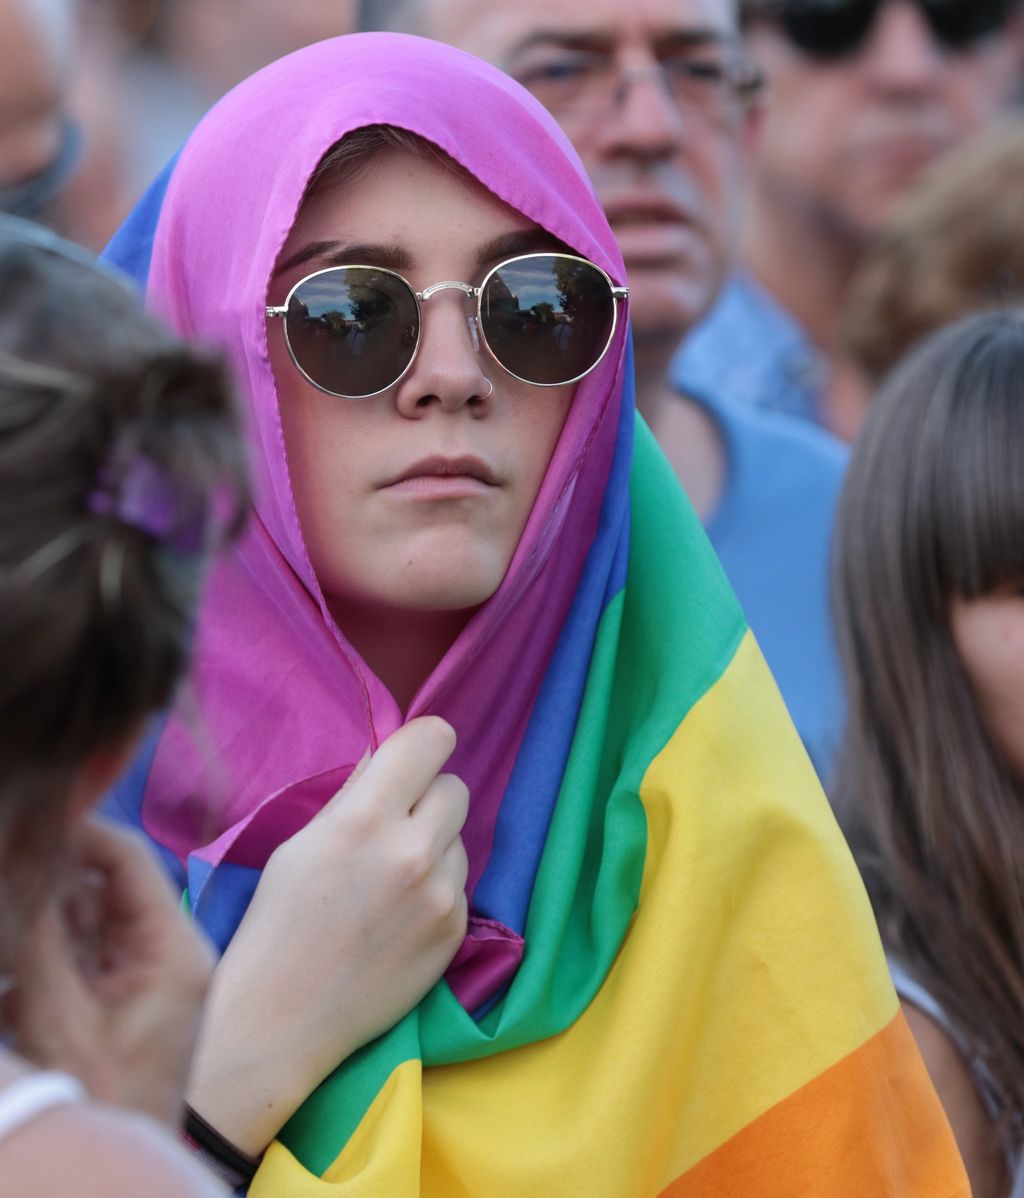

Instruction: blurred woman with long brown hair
[834,310,1024,1198]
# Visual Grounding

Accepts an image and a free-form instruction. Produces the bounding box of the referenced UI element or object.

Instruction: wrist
[182,1102,262,1188]
[186,1025,311,1156]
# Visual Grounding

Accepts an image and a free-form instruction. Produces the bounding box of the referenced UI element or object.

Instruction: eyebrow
[504,27,733,64]
[273,228,571,281]
[272,240,412,278]
[475,228,571,267]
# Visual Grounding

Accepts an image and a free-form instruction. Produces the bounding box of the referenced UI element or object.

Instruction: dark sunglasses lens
[481,256,615,386]
[776,0,1008,57]
[284,267,418,397]
[924,0,1009,46]
[779,0,879,58]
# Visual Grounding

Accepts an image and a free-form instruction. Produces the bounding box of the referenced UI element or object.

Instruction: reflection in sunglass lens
[285,267,419,397]
[481,256,616,385]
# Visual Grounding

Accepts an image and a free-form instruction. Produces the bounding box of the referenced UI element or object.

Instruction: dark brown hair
[0,224,247,960]
[833,310,1024,1134]
[303,123,462,201]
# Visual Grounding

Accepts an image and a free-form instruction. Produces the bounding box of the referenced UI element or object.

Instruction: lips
[858,135,943,175]
[382,455,499,489]
[603,194,693,229]
[602,193,703,266]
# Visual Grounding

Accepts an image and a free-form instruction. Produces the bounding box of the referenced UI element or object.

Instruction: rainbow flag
[98,33,966,1194]
[235,416,965,1195]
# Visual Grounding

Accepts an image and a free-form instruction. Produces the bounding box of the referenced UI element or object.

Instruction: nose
[597,63,686,163]
[861,2,946,96]
[393,290,493,417]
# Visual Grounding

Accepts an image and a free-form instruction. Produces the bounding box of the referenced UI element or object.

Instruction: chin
[395,581,503,613]
[626,273,719,344]
[385,555,509,614]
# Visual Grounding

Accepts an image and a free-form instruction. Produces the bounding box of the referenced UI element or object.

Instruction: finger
[408,773,469,859]
[310,744,371,824]
[7,905,93,1052]
[441,833,469,897]
[72,817,182,923]
[13,904,74,991]
[323,716,457,818]
[350,744,372,782]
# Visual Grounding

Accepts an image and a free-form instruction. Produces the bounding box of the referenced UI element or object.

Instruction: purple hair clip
[88,453,206,554]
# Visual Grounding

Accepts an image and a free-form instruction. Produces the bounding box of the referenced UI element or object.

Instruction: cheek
[959,614,1023,694]
[691,134,750,228]
[952,601,1024,766]
[752,57,850,179]
[947,51,1020,128]
[507,389,574,510]
[274,365,368,575]
[714,144,752,241]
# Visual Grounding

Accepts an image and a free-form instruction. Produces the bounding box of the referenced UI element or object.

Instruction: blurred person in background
[0,216,245,1197]
[676,0,1024,439]
[0,0,135,251]
[833,310,1024,1198]
[0,0,80,222]
[839,118,1024,434]
[110,0,356,200]
[156,0,357,97]
[357,0,851,781]
[2,0,358,246]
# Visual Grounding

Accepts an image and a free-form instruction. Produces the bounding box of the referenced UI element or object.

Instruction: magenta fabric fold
[140,33,629,1008]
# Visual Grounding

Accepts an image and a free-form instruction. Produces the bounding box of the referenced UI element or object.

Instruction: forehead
[418,0,739,60]
[279,147,544,268]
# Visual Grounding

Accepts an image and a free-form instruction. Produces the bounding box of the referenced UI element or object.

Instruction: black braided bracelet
[182,1102,262,1189]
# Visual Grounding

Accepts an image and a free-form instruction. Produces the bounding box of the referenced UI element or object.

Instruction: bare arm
[902,1000,1007,1198]
[0,1100,227,1198]
[187,717,470,1156]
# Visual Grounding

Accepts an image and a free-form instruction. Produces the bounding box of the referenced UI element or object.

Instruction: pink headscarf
[141,33,630,1006]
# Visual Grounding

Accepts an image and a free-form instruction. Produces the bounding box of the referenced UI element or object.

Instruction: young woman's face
[268,147,576,620]
[950,591,1024,782]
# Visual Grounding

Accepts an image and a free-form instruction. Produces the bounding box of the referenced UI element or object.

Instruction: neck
[329,600,475,714]
[824,356,874,443]
[743,186,863,362]
[632,335,678,428]
[634,331,725,523]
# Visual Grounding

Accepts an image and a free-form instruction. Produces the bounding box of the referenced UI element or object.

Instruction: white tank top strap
[0,1070,86,1144]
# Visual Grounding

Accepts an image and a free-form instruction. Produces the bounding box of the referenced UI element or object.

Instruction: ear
[66,725,146,823]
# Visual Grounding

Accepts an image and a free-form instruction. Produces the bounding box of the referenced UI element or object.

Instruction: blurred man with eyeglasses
[358,0,850,782]
[676,0,1024,437]
[0,0,81,224]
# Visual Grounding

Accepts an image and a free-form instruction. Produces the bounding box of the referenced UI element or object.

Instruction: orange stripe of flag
[659,1010,968,1198]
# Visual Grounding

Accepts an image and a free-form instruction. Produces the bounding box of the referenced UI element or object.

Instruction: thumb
[344,745,372,789]
[316,745,372,818]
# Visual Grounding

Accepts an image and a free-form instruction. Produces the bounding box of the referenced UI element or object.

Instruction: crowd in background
[2,1,1024,1195]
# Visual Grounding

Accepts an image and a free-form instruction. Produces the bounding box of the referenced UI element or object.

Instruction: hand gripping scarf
[105,33,966,1198]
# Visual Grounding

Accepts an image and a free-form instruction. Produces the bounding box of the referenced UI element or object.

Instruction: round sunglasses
[749,0,1012,59]
[265,252,629,399]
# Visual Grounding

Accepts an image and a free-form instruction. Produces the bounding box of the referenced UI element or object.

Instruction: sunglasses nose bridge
[417,279,483,354]
[418,279,480,302]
